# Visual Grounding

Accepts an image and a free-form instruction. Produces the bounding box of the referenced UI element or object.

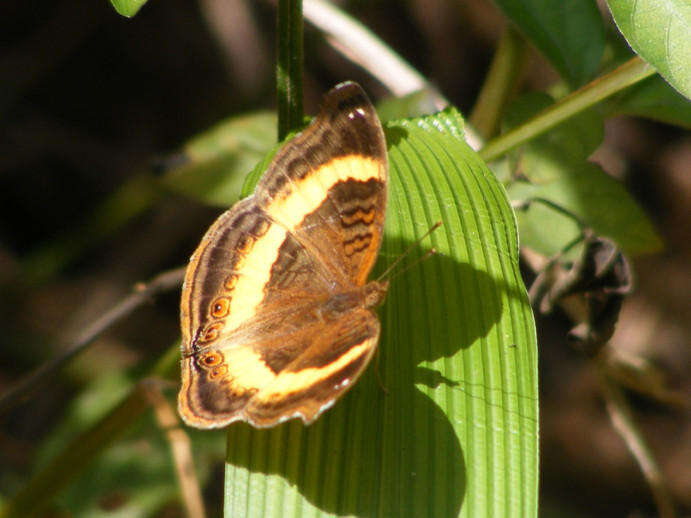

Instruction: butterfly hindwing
[180,305,379,428]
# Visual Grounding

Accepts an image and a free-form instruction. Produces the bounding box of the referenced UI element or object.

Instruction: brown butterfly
[178,82,389,428]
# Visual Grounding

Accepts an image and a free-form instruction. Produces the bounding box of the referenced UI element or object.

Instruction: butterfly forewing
[255,82,387,285]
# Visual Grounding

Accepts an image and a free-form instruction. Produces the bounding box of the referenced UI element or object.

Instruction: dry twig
[0,267,185,416]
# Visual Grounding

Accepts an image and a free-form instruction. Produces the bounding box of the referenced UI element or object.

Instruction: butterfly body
[178,82,388,428]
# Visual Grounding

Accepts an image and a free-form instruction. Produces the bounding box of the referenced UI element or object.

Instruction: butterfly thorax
[317,280,388,323]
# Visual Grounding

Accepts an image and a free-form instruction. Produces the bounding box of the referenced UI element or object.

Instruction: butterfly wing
[179,194,347,427]
[255,81,387,286]
[179,305,380,428]
[178,195,383,427]
[180,197,335,345]
[179,82,388,428]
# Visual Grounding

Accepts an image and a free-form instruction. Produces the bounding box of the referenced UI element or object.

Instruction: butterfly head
[364,280,389,309]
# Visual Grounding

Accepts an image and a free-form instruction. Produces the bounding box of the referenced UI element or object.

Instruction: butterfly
[178,82,388,428]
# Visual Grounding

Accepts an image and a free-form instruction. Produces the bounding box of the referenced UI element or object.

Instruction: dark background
[0,1,688,516]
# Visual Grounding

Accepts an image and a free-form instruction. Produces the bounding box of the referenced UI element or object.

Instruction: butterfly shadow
[224,239,508,517]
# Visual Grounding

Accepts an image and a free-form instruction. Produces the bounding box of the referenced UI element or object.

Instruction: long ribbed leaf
[224,108,538,518]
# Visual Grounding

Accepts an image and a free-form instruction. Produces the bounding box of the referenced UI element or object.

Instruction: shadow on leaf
[224,236,505,517]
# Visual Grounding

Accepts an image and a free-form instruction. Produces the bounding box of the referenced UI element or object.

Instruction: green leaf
[493,0,605,86]
[610,74,691,128]
[20,112,275,284]
[223,109,538,517]
[162,112,277,207]
[504,93,662,257]
[110,0,148,17]
[508,161,663,256]
[241,140,290,199]
[375,88,448,123]
[607,0,691,99]
[513,200,583,259]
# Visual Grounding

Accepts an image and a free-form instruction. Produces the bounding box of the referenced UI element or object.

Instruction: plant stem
[0,344,179,518]
[303,0,437,101]
[0,267,185,416]
[276,0,304,140]
[469,24,527,139]
[598,363,677,518]
[479,56,655,162]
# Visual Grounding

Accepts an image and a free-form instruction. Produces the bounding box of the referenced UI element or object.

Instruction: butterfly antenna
[376,220,442,281]
[386,247,438,282]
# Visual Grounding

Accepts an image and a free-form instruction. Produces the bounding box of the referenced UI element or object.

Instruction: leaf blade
[223,108,538,518]
[607,0,691,98]
[110,0,148,17]
[494,0,606,86]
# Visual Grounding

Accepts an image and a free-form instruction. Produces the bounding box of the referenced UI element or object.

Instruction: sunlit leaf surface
[607,0,691,99]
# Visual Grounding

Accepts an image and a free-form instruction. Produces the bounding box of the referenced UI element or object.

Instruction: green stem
[276,0,304,140]
[479,56,656,163]
[469,24,527,139]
